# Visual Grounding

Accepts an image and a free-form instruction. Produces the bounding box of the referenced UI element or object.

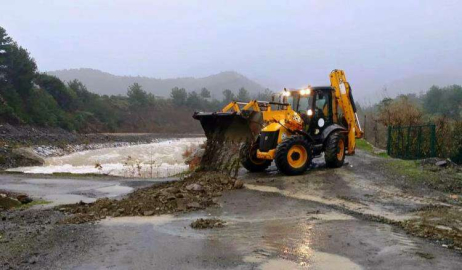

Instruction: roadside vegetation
[357,139,461,195]
[15,199,51,210]
[385,158,462,194]
[358,86,462,164]
[0,26,273,134]
[355,138,389,158]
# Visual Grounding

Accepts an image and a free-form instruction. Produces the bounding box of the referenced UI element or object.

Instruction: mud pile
[193,110,263,176]
[190,218,225,229]
[400,206,462,249]
[60,172,241,224]
[199,138,245,177]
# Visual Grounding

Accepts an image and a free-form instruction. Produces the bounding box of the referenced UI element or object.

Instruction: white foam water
[8,137,206,178]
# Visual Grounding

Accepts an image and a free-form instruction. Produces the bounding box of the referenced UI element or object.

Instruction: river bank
[0,123,203,170]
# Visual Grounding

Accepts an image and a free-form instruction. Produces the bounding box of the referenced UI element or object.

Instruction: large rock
[186,202,202,209]
[16,194,32,204]
[233,180,244,189]
[0,196,21,210]
[185,184,204,192]
[435,160,448,167]
[12,147,45,166]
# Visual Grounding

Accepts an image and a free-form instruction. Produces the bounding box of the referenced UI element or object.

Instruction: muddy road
[1,150,462,269]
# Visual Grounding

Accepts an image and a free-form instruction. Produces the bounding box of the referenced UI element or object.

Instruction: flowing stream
[8,137,205,178]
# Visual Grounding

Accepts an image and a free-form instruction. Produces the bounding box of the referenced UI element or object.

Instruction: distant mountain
[47,68,267,98]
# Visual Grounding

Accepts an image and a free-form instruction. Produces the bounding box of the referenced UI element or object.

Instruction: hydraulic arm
[329,70,363,154]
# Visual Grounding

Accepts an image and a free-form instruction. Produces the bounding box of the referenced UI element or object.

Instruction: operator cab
[283,86,334,136]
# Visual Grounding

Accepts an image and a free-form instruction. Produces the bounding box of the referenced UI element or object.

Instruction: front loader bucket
[193,110,263,142]
[193,110,264,175]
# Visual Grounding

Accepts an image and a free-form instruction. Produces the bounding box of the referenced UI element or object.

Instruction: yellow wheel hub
[337,139,345,160]
[287,145,308,168]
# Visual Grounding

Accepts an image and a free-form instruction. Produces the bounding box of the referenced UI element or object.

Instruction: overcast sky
[2,0,461,101]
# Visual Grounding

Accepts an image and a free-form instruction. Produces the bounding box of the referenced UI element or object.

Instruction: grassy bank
[356,139,389,158]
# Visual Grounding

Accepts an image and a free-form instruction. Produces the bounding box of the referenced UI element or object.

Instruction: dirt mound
[194,110,263,176]
[400,206,462,249]
[190,218,225,229]
[59,172,240,224]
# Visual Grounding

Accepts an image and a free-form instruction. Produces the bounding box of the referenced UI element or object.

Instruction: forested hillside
[0,27,272,133]
[48,68,267,98]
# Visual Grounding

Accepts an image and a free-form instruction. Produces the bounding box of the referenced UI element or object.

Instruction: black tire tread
[324,131,346,168]
[275,135,311,175]
[240,142,272,172]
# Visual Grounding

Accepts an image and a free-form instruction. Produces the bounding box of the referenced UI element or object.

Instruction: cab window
[315,93,328,115]
[298,96,312,114]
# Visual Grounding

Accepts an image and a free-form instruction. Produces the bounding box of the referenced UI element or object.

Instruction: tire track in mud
[338,171,462,211]
[244,184,417,222]
[244,173,462,251]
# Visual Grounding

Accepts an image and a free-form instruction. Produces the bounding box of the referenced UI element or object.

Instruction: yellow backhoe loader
[193,69,363,175]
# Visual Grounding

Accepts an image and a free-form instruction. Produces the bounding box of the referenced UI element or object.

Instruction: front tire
[275,136,311,175]
[324,131,346,168]
[240,141,272,172]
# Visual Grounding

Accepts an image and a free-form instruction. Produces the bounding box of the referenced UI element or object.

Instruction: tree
[377,96,422,127]
[27,88,69,128]
[0,27,35,121]
[255,88,273,101]
[236,87,250,101]
[4,43,37,99]
[68,79,91,104]
[423,86,442,115]
[127,83,150,108]
[170,87,187,106]
[0,27,13,86]
[423,85,462,120]
[222,89,235,103]
[35,73,78,111]
[200,87,211,99]
[186,91,201,109]
[440,85,462,120]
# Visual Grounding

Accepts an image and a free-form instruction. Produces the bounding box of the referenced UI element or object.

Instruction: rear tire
[275,135,311,175]
[240,141,271,172]
[324,131,346,168]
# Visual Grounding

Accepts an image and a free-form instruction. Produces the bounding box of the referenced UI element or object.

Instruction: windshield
[293,95,313,114]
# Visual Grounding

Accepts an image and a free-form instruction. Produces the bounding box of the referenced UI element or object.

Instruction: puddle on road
[94,185,133,197]
[244,250,362,270]
[102,213,363,269]
[245,184,416,222]
[44,194,97,207]
[256,258,304,270]
[100,215,176,226]
[0,178,134,207]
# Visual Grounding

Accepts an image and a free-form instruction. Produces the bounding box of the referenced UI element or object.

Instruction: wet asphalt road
[0,174,165,207]
[62,188,461,270]
[1,153,462,269]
